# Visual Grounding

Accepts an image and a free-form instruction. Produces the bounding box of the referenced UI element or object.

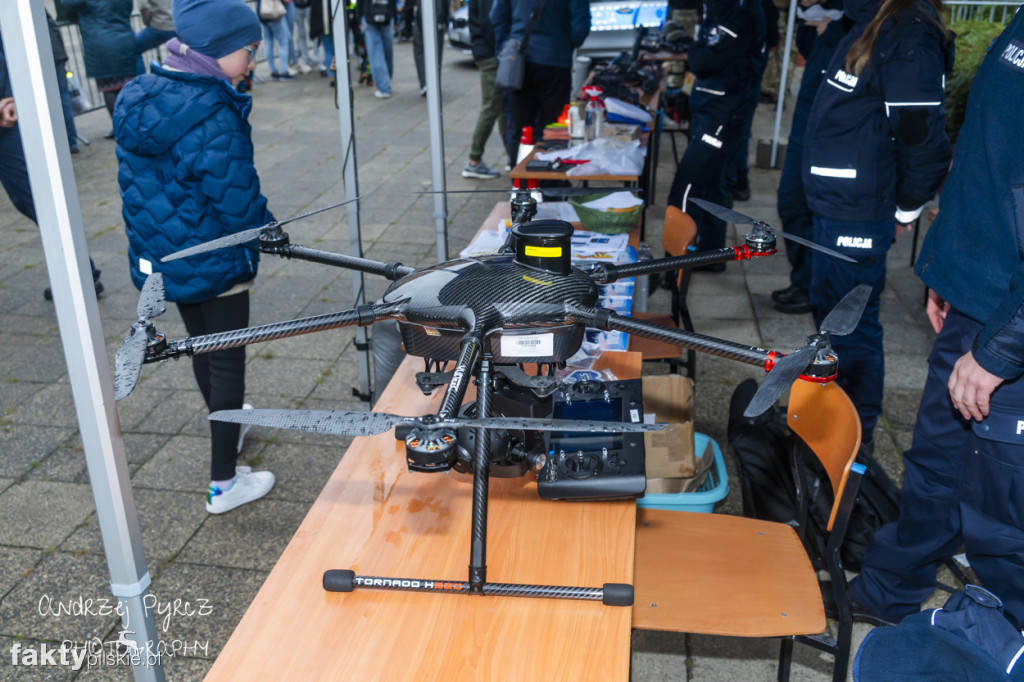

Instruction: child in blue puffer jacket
[114,0,275,515]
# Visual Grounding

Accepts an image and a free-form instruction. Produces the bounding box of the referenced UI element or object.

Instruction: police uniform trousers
[809,215,890,437]
[850,309,1024,630]
[666,106,748,252]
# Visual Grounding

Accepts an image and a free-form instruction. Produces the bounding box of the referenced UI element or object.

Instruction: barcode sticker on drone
[500,333,554,357]
[630,409,640,422]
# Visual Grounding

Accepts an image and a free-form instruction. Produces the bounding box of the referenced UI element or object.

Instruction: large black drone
[113,190,868,607]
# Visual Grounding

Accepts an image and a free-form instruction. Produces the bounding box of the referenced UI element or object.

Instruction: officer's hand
[0,98,17,128]
[926,288,949,334]
[894,221,913,238]
[948,352,1003,422]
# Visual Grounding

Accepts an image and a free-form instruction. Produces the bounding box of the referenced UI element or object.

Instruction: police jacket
[114,65,270,304]
[687,0,766,120]
[469,0,497,62]
[802,0,951,223]
[490,0,591,70]
[915,11,1024,380]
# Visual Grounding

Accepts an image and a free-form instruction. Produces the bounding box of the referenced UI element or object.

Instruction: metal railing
[947,0,1019,24]
[56,1,267,117]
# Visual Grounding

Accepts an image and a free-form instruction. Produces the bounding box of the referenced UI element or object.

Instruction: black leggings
[177,291,249,481]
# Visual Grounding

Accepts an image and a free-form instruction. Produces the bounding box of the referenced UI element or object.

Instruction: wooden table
[207,352,643,680]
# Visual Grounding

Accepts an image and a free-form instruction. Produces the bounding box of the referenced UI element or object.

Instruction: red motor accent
[764,351,779,372]
[797,372,838,384]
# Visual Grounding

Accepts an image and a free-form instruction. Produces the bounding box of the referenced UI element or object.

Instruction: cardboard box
[642,375,712,494]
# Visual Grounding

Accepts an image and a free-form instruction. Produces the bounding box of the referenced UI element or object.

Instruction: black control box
[537,378,647,501]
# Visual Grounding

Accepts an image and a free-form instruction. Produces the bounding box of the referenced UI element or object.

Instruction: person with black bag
[358,0,397,98]
[490,0,590,162]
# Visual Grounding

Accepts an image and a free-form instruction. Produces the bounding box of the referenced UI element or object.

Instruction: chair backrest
[662,206,697,290]
[786,379,862,532]
[662,205,697,257]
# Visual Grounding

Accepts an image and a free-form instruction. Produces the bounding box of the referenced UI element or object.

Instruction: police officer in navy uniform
[802,0,951,447]
[850,10,1024,629]
[666,0,764,261]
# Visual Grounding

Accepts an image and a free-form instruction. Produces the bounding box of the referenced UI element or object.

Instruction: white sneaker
[286,66,298,77]
[237,403,254,454]
[374,89,391,99]
[206,470,275,514]
[298,62,312,75]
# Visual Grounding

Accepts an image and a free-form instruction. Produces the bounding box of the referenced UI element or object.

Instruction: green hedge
[946,20,1007,144]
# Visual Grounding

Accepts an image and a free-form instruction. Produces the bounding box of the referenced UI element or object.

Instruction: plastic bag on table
[564,137,646,177]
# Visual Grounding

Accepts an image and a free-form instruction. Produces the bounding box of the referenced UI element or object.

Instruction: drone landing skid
[322,569,633,606]
[320,355,635,608]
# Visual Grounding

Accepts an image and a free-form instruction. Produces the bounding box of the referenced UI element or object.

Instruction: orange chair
[628,205,697,379]
[633,379,865,681]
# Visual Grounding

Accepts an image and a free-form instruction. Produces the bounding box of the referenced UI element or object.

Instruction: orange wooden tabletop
[206,355,639,681]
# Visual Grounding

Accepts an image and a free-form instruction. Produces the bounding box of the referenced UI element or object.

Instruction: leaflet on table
[597,280,634,298]
[599,294,634,317]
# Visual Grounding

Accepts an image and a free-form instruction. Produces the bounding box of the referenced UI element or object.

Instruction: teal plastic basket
[637,432,729,513]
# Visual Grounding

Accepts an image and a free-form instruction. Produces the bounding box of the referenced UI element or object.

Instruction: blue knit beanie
[172,0,263,59]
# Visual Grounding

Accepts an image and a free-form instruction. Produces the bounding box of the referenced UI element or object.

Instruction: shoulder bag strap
[519,0,550,53]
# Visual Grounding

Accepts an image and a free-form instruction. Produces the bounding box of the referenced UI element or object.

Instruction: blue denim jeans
[263,17,291,75]
[361,18,393,94]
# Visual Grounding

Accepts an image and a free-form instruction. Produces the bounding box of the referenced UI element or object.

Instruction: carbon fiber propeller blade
[743,345,816,418]
[137,272,166,320]
[820,284,871,337]
[415,187,641,197]
[461,416,662,433]
[689,197,757,225]
[113,328,147,401]
[209,408,666,437]
[163,198,360,262]
[162,225,267,262]
[689,198,856,263]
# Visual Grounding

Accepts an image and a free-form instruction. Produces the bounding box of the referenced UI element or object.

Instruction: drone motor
[404,428,458,473]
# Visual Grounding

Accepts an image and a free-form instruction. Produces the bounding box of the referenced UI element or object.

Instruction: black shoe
[771,283,803,304]
[104,129,115,140]
[774,288,811,314]
[821,587,894,627]
[44,279,103,301]
[730,174,751,202]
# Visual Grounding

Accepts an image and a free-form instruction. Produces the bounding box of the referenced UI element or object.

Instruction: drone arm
[435,332,484,420]
[569,305,774,369]
[275,244,415,280]
[149,301,404,362]
[587,246,772,284]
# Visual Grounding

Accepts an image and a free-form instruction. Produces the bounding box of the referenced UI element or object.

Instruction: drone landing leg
[321,356,634,607]
[468,355,493,592]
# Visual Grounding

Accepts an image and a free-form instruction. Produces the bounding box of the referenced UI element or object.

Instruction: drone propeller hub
[512,220,573,275]
[510,190,538,224]
[259,228,289,251]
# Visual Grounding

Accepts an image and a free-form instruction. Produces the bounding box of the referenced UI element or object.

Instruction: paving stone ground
[0,40,952,681]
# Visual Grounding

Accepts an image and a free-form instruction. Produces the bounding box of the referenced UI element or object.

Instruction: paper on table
[535,202,580,222]
[581,193,644,210]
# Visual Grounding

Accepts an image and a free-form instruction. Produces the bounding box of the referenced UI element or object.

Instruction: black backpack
[726,379,901,571]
